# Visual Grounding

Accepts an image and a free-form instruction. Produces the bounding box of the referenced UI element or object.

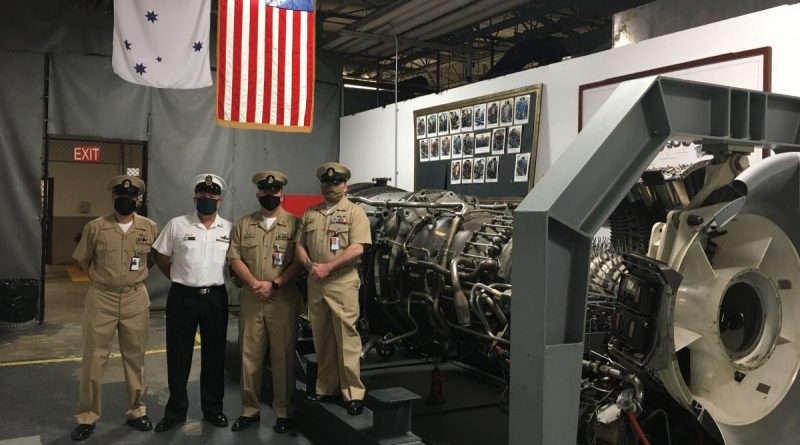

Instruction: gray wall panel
[0,0,113,56]
[0,52,44,278]
[49,54,150,141]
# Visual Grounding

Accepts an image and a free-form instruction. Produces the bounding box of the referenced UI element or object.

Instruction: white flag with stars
[112,0,212,89]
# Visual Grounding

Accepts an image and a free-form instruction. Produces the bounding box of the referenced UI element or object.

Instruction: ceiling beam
[336,29,468,54]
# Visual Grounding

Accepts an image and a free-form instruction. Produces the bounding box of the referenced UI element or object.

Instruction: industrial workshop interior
[4,0,800,444]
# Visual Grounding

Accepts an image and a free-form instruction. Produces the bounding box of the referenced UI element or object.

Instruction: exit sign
[74,146,101,162]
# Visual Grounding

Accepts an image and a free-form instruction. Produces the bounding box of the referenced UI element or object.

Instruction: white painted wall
[340,5,800,191]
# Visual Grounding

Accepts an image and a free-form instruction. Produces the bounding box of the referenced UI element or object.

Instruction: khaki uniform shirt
[227,208,299,281]
[72,213,158,288]
[297,198,372,268]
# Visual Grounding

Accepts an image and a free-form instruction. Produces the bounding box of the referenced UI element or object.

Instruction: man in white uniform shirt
[152,174,233,432]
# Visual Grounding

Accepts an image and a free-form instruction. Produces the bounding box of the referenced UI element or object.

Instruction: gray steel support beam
[510,76,800,445]
[335,29,466,54]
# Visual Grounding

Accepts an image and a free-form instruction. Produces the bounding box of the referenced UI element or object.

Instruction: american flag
[217,0,315,132]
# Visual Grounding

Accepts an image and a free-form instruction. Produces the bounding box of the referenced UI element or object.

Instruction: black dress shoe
[273,417,292,434]
[305,393,342,404]
[126,415,153,431]
[70,424,95,441]
[203,413,228,428]
[346,400,364,415]
[231,415,260,432]
[155,417,185,433]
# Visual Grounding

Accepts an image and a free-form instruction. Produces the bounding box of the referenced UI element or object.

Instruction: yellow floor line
[0,345,201,368]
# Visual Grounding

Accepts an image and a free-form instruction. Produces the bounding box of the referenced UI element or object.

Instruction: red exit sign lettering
[74,146,101,162]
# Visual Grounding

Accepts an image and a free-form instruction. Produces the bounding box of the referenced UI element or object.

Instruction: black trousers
[164,283,228,420]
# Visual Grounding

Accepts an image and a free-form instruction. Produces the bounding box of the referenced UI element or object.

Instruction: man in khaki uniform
[296,162,372,415]
[70,175,158,441]
[228,171,303,433]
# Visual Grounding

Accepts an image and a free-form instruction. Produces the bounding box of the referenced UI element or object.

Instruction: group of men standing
[69,163,371,441]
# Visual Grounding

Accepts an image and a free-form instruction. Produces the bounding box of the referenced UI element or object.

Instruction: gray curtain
[49,53,150,140]
[0,52,44,279]
[0,0,343,305]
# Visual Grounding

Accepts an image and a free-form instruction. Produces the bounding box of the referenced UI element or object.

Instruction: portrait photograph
[473,157,485,183]
[462,158,473,184]
[438,111,449,135]
[514,94,530,125]
[419,138,429,161]
[491,127,506,155]
[430,136,440,160]
[449,109,461,133]
[427,113,437,137]
[473,103,486,130]
[440,135,451,160]
[475,131,491,154]
[500,98,513,125]
[487,101,499,128]
[463,132,474,156]
[461,106,473,131]
[507,125,522,153]
[450,160,461,184]
[452,134,462,158]
[486,156,499,183]
[514,152,530,182]
[416,116,426,139]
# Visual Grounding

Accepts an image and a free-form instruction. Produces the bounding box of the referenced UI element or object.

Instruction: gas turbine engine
[585,147,800,445]
[346,183,513,367]
[345,148,800,445]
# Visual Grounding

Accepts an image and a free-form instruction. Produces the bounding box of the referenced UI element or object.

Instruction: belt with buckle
[92,282,143,293]
[174,283,223,295]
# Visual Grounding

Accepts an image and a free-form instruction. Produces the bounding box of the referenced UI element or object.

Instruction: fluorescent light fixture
[343,83,396,92]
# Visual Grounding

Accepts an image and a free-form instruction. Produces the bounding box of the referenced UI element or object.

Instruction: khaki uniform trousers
[307,268,365,401]
[75,284,150,425]
[239,288,299,418]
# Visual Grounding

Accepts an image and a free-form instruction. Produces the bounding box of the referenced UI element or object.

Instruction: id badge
[272,251,284,266]
[330,235,340,251]
[130,257,141,271]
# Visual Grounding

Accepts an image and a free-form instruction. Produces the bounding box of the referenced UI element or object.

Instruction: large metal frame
[510,76,800,444]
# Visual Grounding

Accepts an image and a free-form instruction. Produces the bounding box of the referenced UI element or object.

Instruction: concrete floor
[1,267,510,445]
[0,266,313,445]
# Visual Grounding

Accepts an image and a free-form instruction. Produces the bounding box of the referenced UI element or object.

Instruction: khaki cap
[107,175,145,195]
[252,170,288,188]
[316,162,351,183]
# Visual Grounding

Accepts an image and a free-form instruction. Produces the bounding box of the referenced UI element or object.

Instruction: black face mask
[196,197,218,216]
[114,197,137,216]
[259,194,281,211]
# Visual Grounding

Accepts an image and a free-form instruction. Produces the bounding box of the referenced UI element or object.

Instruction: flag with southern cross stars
[112,0,212,89]
[216,0,315,132]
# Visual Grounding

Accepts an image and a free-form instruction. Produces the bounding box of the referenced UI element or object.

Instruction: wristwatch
[271,280,280,290]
